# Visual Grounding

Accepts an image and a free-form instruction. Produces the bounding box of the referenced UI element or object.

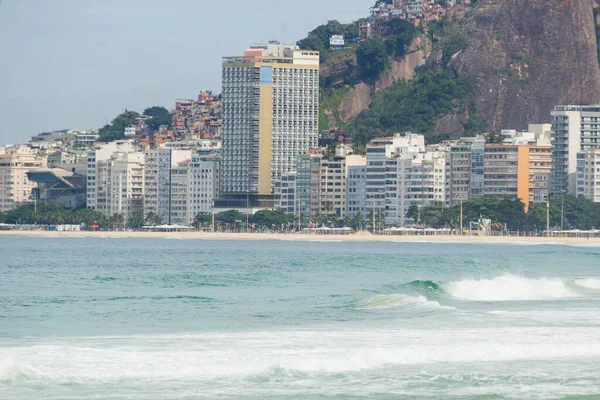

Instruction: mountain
[447,0,600,132]
[308,0,600,144]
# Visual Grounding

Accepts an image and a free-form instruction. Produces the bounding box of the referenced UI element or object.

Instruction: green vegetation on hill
[319,85,351,132]
[347,69,482,144]
[300,1,482,145]
[356,38,389,80]
[98,110,141,142]
[143,106,172,132]
[297,20,362,63]
[98,106,172,142]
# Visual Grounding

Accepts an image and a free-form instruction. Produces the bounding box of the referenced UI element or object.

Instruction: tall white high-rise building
[551,105,600,197]
[221,42,319,199]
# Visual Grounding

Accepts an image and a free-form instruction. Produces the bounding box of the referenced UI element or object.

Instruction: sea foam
[442,274,580,301]
[574,278,600,290]
[3,327,600,383]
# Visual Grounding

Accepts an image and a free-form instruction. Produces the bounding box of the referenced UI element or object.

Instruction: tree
[144,212,162,226]
[378,18,417,57]
[356,38,388,79]
[406,205,419,225]
[143,106,171,132]
[98,110,141,142]
[351,212,365,230]
[216,209,243,225]
[74,208,103,227]
[109,214,124,230]
[193,212,212,228]
[322,201,335,215]
[252,209,288,229]
[127,212,145,230]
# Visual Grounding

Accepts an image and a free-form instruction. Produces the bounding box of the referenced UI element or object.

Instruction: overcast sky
[0,0,373,145]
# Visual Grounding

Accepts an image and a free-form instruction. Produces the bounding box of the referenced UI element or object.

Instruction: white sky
[0,0,373,144]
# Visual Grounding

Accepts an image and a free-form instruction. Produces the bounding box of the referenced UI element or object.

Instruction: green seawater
[1,236,600,399]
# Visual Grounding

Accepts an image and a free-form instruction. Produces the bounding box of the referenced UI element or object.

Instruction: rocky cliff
[447,0,600,131]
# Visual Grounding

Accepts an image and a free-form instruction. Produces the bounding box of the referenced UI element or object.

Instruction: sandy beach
[1,229,599,245]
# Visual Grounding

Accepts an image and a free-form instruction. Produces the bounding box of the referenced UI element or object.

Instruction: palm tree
[144,212,162,226]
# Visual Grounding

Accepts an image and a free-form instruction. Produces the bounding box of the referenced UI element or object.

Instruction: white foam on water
[489,309,600,325]
[574,278,600,290]
[2,327,600,384]
[357,294,451,311]
[442,274,580,301]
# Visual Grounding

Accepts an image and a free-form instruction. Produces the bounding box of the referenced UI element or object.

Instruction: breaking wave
[382,274,599,303]
[441,274,581,301]
[574,278,600,290]
[357,294,449,310]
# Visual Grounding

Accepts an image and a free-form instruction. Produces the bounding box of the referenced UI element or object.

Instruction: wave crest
[574,279,600,290]
[442,274,580,301]
[357,294,449,310]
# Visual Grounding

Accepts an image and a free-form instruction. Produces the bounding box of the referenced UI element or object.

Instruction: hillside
[305,0,600,144]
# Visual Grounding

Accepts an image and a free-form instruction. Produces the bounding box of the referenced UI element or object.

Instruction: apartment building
[221,42,319,200]
[385,148,446,226]
[576,149,600,203]
[185,154,220,223]
[295,154,318,218]
[445,143,473,206]
[319,157,347,217]
[162,154,221,226]
[108,152,145,219]
[86,141,141,216]
[274,172,297,215]
[346,159,368,219]
[143,148,192,223]
[484,145,551,210]
[0,146,47,212]
[551,105,600,197]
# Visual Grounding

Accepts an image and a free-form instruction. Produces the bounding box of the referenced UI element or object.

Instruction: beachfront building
[445,142,473,206]
[164,153,221,226]
[484,144,551,210]
[576,149,600,203]
[346,161,368,219]
[385,141,446,226]
[220,42,319,207]
[295,154,320,218]
[0,146,47,212]
[108,152,145,220]
[274,172,297,215]
[551,105,600,197]
[143,148,192,223]
[319,156,351,217]
[86,141,142,217]
[185,154,220,224]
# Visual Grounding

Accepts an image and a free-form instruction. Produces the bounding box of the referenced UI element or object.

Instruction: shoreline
[1,230,599,245]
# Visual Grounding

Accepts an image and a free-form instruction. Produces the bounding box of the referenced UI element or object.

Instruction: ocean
[1,236,600,399]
